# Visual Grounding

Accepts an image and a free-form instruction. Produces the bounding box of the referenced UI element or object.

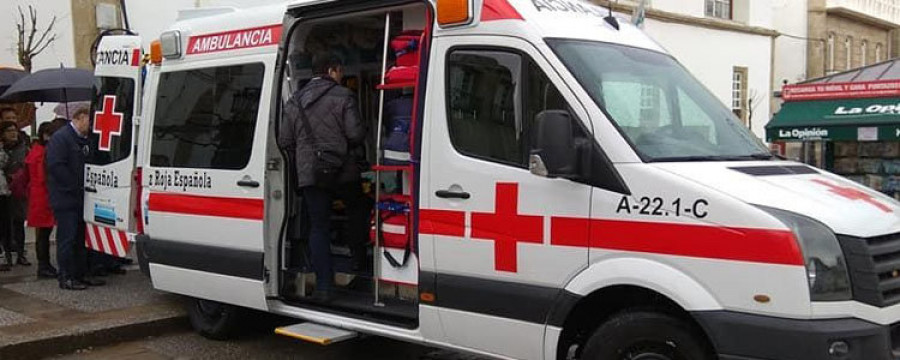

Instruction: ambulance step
[274,323,357,345]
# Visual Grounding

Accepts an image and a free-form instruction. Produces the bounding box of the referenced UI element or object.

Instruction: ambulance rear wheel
[580,311,713,360]
[187,298,241,340]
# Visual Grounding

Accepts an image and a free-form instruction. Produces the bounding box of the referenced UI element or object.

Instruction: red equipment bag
[384,66,418,85]
[391,31,422,67]
[370,194,412,268]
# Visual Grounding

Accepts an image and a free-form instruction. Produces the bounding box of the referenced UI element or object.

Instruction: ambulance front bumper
[693,311,899,360]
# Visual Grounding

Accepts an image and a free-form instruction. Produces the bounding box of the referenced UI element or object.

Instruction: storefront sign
[776,127,830,140]
[783,80,900,101]
[834,103,900,115]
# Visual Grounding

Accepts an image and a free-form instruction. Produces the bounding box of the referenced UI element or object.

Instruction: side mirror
[530,110,578,179]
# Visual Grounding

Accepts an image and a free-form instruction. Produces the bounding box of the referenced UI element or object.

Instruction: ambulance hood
[651,161,900,238]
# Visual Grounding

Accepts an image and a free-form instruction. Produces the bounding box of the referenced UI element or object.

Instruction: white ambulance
[86,0,900,359]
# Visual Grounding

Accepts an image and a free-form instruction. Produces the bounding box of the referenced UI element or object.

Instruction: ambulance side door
[421,36,592,360]
[143,56,273,311]
[84,35,142,258]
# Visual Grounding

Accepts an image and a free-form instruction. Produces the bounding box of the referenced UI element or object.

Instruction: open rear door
[84,35,143,258]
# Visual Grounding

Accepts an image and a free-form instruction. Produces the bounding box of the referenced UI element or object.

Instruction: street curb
[0,314,189,359]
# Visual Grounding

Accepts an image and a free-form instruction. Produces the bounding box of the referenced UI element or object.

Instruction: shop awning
[767,97,900,142]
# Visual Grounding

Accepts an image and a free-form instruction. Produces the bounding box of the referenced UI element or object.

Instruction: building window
[876,43,884,63]
[732,67,748,124]
[861,41,868,67]
[705,0,732,20]
[827,33,835,73]
[845,36,853,70]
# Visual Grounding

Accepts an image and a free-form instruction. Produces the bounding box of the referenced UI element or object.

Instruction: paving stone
[4,271,167,313]
[0,306,32,327]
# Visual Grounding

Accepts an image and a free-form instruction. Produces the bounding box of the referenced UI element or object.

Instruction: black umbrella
[0,68,27,96]
[0,67,93,103]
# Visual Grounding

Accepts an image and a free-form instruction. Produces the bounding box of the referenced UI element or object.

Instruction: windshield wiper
[651,153,773,162]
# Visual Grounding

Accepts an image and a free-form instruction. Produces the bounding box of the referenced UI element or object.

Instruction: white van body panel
[652,161,900,238]
[150,263,268,310]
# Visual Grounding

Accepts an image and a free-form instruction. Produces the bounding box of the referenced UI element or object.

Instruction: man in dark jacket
[47,108,105,290]
[279,55,367,300]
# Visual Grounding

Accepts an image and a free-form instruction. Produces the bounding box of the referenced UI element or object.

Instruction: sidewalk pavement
[0,230,187,359]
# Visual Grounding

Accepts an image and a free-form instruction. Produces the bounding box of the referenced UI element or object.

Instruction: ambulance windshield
[548,39,770,162]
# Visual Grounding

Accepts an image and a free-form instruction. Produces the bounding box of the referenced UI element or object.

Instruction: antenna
[604,0,620,30]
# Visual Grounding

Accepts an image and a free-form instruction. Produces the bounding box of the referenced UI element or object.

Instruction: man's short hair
[72,107,91,120]
[0,108,16,118]
[313,54,343,76]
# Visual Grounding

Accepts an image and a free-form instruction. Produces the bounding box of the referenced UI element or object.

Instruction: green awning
[767,98,900,141]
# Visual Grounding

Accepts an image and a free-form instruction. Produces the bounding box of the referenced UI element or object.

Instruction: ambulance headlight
[760,206,851,301]
[160,31,182,59]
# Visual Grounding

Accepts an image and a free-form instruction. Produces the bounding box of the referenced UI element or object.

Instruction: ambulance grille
[840,233,900,307]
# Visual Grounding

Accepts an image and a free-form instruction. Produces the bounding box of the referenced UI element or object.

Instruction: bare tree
[16,5,57,73]
[748,89,763,131]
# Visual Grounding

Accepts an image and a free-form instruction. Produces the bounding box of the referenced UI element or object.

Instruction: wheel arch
[550,257,723,360]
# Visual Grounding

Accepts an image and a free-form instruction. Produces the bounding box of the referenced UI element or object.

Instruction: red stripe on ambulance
[148,193,264,220]
[186,24,282,55]
[421,183,804,273]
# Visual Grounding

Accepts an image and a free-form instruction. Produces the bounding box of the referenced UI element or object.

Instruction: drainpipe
[120,0,131,31]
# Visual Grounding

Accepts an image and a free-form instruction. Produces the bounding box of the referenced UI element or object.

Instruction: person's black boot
[16,254,31,266]
[1,253,11,271]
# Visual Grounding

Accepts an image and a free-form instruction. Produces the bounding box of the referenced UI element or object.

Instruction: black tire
[580,311,714,360]
[187,298,242,340]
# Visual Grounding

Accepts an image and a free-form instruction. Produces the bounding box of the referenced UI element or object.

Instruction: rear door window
[88,77,135,165]
[150,63,264,170]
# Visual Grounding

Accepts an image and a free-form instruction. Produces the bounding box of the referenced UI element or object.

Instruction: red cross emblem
[471,183,544,272]
[812,179,893,213]
[93,95,124,152]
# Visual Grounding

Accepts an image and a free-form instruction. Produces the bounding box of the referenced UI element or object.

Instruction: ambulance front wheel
[580,311,714,360]
[187,297,242,340]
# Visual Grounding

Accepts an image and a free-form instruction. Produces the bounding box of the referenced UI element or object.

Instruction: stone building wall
[71,0,122,69]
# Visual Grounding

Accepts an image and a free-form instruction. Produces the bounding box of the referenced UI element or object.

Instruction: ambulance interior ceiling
[286,4,426,84]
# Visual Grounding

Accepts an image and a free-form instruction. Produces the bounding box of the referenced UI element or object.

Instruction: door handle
[84,186,97,193]
[237,179,260,188]
[435,190,470,200]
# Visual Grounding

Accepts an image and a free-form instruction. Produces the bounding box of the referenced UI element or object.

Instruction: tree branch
[32,34,57,57]
[25,5,38,53]
[32,16,57,52]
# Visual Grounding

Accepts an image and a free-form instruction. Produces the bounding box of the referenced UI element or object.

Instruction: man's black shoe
[59,279,88,290]
[0,263,9,272]
[16,255,31,266]
[37,268,57,278]
[90,268,109,277]
[108,267,127,275]
[78,278,106,286]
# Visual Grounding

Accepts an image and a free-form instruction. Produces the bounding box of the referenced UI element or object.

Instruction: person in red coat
[26,122,59,278]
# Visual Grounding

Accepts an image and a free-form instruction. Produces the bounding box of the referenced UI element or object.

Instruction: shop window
[151,63,264,170]
[705,0,732,20]
[876,43,884,63]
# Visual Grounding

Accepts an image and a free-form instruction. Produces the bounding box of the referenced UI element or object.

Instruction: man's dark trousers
[54,209,85,282]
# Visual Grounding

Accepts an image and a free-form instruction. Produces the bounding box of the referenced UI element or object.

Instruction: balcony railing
[828,0,900,27]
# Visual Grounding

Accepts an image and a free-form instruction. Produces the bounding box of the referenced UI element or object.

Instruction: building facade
[774,0,900,89]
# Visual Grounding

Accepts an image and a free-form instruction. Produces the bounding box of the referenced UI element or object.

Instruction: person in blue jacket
[46,108,106,290]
